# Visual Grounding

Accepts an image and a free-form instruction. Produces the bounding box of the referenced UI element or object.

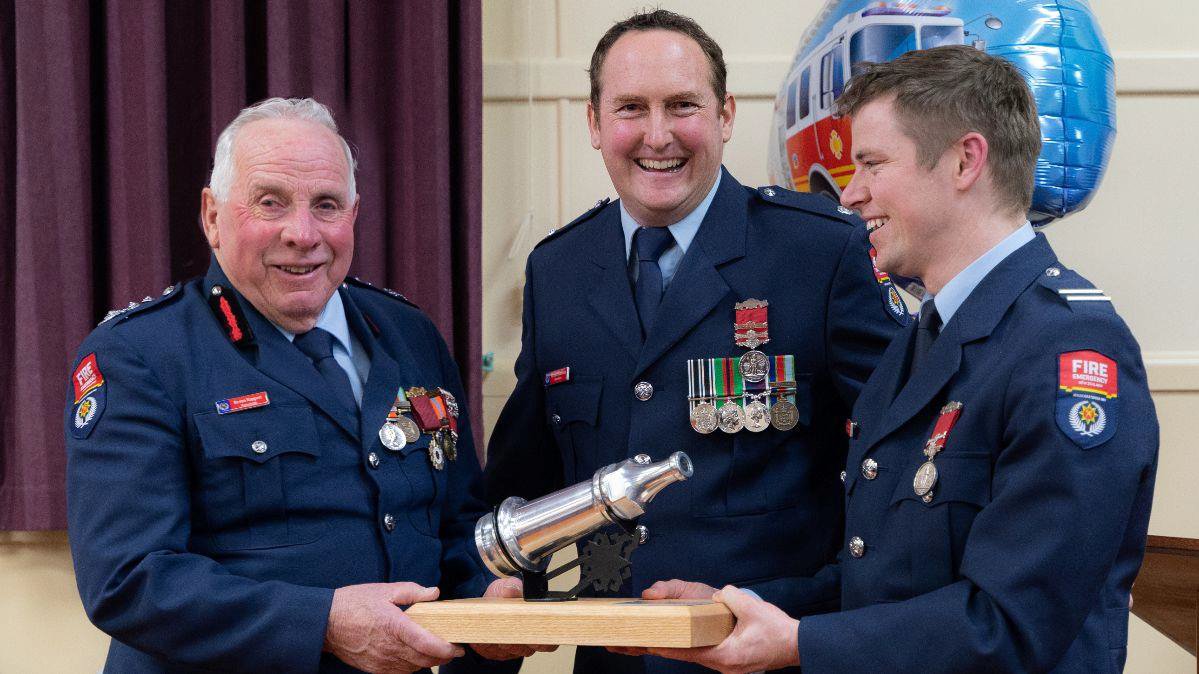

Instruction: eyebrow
[248,182,347,203]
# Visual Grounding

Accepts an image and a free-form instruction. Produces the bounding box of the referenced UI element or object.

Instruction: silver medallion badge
[690,402,718,434]
[717,403,745,434]
[739,350,769,383]
[743,400,770,432]
[379,422,406,451]
[913,460,938,497]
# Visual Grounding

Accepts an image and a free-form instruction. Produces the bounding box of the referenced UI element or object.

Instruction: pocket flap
[889,452,991,507]
[195,405,321,464]
[545,375,603,426]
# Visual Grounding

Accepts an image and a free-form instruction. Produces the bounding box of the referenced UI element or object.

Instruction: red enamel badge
[545,367,571,386]
[73,354,105,403]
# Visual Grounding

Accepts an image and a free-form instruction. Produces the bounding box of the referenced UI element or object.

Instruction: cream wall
[480,1,1198,672]
[4,2,1196,672]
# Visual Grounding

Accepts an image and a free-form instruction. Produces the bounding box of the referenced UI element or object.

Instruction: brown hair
[836,45,1040,214]
[588,9,727,113]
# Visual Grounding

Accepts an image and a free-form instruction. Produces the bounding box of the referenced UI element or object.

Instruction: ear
[954,132,988,192]
[587,101,602,150]
[720,93,737,143]
[200,188,221,249]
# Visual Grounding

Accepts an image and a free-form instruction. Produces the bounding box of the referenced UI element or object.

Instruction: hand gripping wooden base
[405,597,734,647]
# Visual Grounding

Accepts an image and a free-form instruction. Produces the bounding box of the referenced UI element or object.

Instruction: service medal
[739,350,769,383]
[744,399,770,432]
[397,415,421,443]
[770,399,799,431]
[428,435,446,470]
[690,401,718,434]
[717,403,745,433]
[379,422,406,451]
[913,460,938,496]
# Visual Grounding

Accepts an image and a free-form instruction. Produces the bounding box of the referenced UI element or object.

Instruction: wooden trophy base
[405,597,734,647]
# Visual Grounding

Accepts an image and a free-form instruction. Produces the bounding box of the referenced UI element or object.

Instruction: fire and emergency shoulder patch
[71,353,107,439]
[1057,350,1118,449]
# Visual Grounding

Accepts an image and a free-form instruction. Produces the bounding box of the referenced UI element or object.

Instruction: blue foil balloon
[769,0,1115,224]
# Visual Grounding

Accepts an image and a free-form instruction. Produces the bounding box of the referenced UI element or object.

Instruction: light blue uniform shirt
[620,170,722,287]
[274,289,369,407]
[923,222,1035,325]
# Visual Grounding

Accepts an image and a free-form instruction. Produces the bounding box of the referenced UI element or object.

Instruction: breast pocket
[888,451,991,594]
[544,375,603,484]
[194,405,327,550]
[725,374,815,515]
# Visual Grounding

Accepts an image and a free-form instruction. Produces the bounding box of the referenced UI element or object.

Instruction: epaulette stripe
[1065,295,1112,302]
[1058,288,1105,296]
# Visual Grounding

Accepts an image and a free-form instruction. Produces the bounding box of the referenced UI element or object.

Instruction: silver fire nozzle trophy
[475,451,693,601]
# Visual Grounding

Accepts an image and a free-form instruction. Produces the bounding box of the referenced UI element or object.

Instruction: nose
[644,108,673,151]
[840,168,866,212]
[280,208,321,249]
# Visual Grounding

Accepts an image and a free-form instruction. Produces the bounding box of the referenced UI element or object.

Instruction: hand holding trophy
[406,452,734,648]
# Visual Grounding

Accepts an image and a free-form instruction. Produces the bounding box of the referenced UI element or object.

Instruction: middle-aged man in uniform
[636,45,1159,674]
[483,10,905,673]
[64,98,524,673]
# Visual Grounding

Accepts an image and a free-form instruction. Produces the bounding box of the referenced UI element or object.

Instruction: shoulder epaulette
[533,197,612,250]
[98,283,183,326]
[754,185,859,225]
[1036,265,1114,312]
[346,276,420,309]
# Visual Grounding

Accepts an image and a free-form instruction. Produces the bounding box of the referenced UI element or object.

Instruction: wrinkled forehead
[232,118,351,194]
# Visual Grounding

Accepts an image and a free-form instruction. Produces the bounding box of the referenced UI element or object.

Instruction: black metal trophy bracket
[521,518,644,601]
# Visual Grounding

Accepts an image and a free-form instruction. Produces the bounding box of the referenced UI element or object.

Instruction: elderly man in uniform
[482,10,904,673]
[65,98,522,673]
[636,45,1158,674]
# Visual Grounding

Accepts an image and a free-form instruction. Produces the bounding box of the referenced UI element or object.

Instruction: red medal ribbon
[924,401,964,456]
[409,395,441,432]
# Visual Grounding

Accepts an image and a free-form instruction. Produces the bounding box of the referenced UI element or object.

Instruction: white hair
[208,97,357,202]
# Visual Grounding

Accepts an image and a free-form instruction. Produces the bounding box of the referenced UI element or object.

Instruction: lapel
[634,168,746,377]
[341,289,418,451]
[204,262,361,440]
[856,234,1058,455]
[585,204,644,362]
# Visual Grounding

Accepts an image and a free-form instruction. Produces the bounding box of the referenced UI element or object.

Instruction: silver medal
[428,436,446,470]
[913,460,938,496]
[717,403,745,434]
[739,350,769,383]
[396,415,421,443]
[378,422,406,451]
[744,400,770,432]
[770,400,799,431]
[690,401,718,434]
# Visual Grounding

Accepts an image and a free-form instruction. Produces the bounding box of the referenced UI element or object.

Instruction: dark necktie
[293,327,358,413]
[632,226,675,338]
[908,300,942,381]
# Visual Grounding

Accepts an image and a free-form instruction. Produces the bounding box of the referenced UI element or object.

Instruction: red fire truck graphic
[771,3,966,197]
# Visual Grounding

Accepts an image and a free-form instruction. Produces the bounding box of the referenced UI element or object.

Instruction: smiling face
[201,117,358,333]
[840,96,957,283]
[588,29,735,228]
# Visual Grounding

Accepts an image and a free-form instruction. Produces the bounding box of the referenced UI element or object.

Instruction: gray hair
[208,97,358,202]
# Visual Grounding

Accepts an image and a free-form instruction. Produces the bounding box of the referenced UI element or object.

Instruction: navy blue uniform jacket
[65,262,504,673]
[484,169,904,673]
[796,235,1158,673]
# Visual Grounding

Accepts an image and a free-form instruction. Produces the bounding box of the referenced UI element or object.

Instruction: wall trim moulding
[484,52,1199,101]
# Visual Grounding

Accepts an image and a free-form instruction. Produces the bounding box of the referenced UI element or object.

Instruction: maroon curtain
[0,0,483,530]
